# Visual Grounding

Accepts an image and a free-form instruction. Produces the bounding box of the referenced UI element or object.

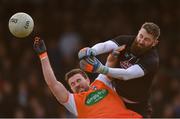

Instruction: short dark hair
[141,22,160,39]
[65,68,88,83]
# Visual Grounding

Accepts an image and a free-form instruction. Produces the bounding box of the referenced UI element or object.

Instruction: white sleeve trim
[107,64,145,80]
[96,74,114,90]
[62,93,77,116]
[91,40,118,55]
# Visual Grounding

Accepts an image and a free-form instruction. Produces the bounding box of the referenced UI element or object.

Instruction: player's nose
[138,38,144,44]
[74,83,80,87]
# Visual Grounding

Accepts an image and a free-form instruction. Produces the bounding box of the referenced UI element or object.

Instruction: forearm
[91,40,118,55]
[40,55,69,103]
[106,65,145,80]
[41,57,58,86]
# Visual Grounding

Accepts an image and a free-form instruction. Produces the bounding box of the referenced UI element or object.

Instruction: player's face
[68,74,90,93]
[136,28,158,48]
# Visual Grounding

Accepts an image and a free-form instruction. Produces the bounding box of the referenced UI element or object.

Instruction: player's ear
[86,78,90,84]
[153,39,159,46]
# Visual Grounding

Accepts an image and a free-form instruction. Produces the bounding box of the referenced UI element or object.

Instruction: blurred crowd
[0,0,180,117]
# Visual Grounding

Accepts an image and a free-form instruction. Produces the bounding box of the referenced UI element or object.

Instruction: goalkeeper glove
[78,47,96,60]
[80,57,109,74]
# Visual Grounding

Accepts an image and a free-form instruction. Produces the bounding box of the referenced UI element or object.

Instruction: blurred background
[0,0,180,118]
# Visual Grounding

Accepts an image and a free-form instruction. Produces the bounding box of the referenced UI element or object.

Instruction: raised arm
[91,40,118,55]
[78,40,118,60]
[33,37,69,103]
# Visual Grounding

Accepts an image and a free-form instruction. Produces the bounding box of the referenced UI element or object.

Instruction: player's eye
[139,34,143,38]
[77,79,81,83]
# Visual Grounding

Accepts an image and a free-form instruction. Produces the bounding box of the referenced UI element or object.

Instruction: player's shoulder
[93,75,114,90]
[150,48,159,63]
[144,47,159,60]
[113,35,135,40]
[140,47,159,65]
[111,35,135,46]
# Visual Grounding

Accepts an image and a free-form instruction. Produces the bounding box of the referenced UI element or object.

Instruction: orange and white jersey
[62,74,142,118]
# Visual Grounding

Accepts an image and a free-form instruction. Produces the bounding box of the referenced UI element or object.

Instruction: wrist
[111,51,120,58]
[97,65,109,74]
[39,52,48,60]
[91,48,97,56]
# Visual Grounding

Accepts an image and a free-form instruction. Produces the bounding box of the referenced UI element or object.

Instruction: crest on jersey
[120,52,139,69]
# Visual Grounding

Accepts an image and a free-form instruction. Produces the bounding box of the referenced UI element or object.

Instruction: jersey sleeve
[61,93,78,116]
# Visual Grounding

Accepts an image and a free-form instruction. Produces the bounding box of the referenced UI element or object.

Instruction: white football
[8,12,34,38]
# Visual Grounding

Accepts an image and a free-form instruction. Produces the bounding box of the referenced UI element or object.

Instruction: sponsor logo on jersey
[85,89,108,106]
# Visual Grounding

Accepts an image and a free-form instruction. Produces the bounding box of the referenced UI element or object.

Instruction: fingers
[86,57,94,64]
[111,50,120,58]
[79,59,86,68]
[78,47,88,60]
[79,59,93,72]
[33,36,47,56]
[115,45,126,52]
[34,36,41,47]
[78,47,96,60]
[111,45,126,58]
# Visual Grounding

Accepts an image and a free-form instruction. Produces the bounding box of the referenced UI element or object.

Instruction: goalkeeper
[78,22,160,117]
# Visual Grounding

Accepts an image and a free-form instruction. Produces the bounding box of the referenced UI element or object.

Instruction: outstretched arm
[91,40,118,55]
[34,37,69,103]
[105,49,144,80]
[107,65,145,80]
[78,40,118,60]
[80,45,145,81]
[80,57,144,81]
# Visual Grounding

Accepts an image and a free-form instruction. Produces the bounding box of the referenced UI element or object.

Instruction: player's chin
[78,88,86,93]
[75,89,82,93]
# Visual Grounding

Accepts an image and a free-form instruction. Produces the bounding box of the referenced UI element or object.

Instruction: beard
[130,38,153,56]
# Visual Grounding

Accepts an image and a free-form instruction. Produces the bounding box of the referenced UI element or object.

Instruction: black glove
[33,36,46,55]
